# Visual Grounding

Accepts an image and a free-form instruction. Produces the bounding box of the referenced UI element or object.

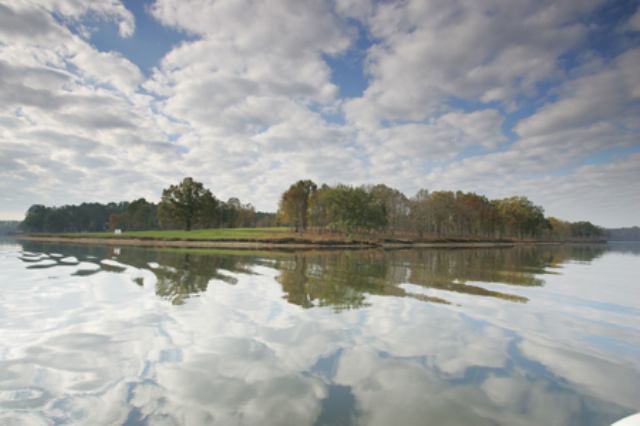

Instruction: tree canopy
[158,177,218,231]
[20,178,258,233]
[277,180,604,241]
[19,177,606,241]
[278,180,317,232]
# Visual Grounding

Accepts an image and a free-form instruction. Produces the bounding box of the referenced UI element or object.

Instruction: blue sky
[0,0,639,226]
[87,0,190,75]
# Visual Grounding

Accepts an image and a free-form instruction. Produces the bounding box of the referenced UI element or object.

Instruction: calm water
[1,241,639,426]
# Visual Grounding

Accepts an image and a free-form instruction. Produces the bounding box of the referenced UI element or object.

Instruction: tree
[126,198,158,230]
[369,184,411,234]
[326,185,387,234]
[429,191,457,236]
[410,189,432,237]
[107,212,128,231]
[548,217,571,240]
[570,221,604,239]
[158,177,217,231]
[309,184,333,231]
[607,226,640,241]
[0,221,20,236]
[20,203,128,233]
[21,205,47,232]
[278,180,317,232]
[494,196,547,238]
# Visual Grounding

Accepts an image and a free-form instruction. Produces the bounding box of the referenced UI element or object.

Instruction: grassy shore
[16,226,583,250]
[48,227,294,241]
[19,227,385,249]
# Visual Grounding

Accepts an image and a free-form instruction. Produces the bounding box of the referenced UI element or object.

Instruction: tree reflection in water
[18,242,607,308]
[274,245,608,309]
[115,249,256,305]
[19,242,256,305]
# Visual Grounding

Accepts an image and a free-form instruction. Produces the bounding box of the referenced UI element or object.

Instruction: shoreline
[15,235,604,250]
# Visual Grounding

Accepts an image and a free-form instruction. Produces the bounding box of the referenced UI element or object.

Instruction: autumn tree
[548,217,571,240]
[429,191,457,236]
[570,221,604,239]
[494,196,547,238]
[410,189,432,237]
[279,180,317,232]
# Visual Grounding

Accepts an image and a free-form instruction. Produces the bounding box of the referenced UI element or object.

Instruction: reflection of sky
[0,242,639,425]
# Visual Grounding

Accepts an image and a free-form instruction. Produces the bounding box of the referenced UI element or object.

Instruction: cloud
[0,3,60,41]
[37,0,135,37]
[343,0,603,124]
[150,0,350,55]
[0,1,191,215]
[0,0,638,227]
[519,338,640,408]
[515,48,640,138]
[627,6,640,32]
[138,0,370,205]
[404,47,640,227]
[2,241,639,424]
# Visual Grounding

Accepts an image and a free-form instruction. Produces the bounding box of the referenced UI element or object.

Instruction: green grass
[54,227,293,241]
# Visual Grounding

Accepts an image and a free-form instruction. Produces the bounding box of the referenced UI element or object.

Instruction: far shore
[15,233,605,250]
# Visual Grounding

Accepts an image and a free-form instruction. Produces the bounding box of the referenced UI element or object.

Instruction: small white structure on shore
[114,229,122,235]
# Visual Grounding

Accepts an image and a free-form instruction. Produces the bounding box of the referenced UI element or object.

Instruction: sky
[0,0,639,227]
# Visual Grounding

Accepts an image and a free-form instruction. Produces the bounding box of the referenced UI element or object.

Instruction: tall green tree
[158,177,217,231]
[21,205,47,232]
[279,180,317,232]
[326,185,387,234]
[127,198,158,230]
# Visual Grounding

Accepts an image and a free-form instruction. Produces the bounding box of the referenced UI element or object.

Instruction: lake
[1,240,639,425]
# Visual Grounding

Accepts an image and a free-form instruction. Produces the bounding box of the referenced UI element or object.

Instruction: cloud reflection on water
[0,242,638,425]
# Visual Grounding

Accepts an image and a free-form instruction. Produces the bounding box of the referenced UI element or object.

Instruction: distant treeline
[20,178,276,233]
[0,220,20,235]
[20,177,606,241]
[607,227,640,241]
[278,180,606,241]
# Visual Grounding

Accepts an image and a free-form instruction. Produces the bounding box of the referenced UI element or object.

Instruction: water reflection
[2,241,638,426]
[117,250,256,305]
[16,242,608,309]
[19,243,258,305]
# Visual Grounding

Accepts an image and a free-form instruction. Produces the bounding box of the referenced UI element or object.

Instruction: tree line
[19,177,605,241]
[607,226,640,241]
[278,180,605,241]
[0,220,20,235]
[20,177,272,233]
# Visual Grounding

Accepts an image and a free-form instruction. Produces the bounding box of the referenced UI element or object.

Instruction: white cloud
[0,1,191,216]
[150,0,350,55]
[1,240,639,424]
[405,47,640,227]
[0,0,638,227]
[516,48,640,138]
[35,0,135,37]
[343,0,603,124]
[139,0,370,206]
